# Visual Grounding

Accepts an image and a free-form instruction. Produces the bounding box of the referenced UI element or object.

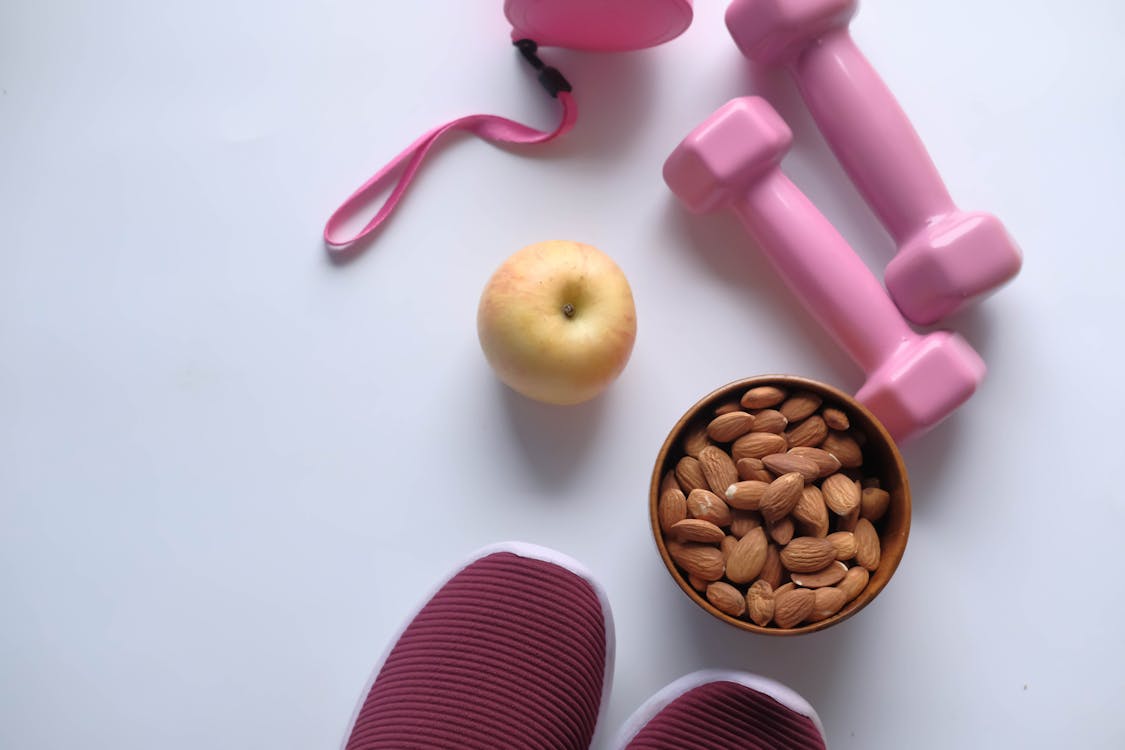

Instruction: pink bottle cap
[505,0,693,51]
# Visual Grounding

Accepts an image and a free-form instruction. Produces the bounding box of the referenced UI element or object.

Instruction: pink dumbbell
[725,0,1022,326]
[663,97,985,441]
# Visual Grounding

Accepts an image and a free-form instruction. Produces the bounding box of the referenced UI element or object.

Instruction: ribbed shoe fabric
[622,675,826,750]
[345,548,610,750]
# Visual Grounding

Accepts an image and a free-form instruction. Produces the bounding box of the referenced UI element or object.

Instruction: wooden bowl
[650,375,911,635]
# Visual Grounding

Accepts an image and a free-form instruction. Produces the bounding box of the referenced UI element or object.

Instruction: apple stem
[562,303,576,319]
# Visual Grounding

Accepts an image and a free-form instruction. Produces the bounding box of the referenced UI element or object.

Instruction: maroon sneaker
[342,542,614,750]
[615,671,826,749]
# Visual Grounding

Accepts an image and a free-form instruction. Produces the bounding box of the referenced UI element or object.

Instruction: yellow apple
[477,240,638,405]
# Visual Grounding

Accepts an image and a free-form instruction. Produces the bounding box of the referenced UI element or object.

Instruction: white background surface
[3,1,1124,748]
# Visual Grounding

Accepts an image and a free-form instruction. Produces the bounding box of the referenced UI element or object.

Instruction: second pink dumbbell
[664,97,985,442]
[725,0,1022,326]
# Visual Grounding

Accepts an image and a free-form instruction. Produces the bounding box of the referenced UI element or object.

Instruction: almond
[706,411,756,443]
[785,415,828,448]
[826,531,857,560]
[660,470,681,494]
[746,580,775,626]
[780,537,837,573]
[861,487,891,522]
[861,477,881,490]
[736,458,774,483]
[774,581,797,597]
[721,535,739,561]
[779,391,822,423]
[688,574,709,593]
[822,407,850,431]
[687,489,733,527]
[759,472,804,523]
[713,399,742,416]
[762,453,820,482]
[725,527,768,583]
[821,431,863,469]
[725,480,769,510]
[706,581,747,617]
[837,505,860,532]
[670,543,724,581]
[773,587,816,628]
[787,446,841,478]
[792,486,829,538]
[791,560,848,588]
[759,543,785,589]
[741,386,786,410]
[658,488,688,533]
[675,456,707,492]
[854,518,881,572]
[683,423,712,458]
[731,432,788,462]
[750,409,788,434]
[699,446,739,496]
[730,509,763,538]
[767,515,795,545]
[812,586,848,620]
[838,565,869,602]
[671,518,725,544]
[822,473,861,516]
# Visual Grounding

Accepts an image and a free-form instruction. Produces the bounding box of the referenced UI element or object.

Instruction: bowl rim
[649,374,912,636]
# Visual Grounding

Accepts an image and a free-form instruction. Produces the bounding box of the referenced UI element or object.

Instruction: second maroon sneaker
[341,542,614,750]
[614,670,827,749]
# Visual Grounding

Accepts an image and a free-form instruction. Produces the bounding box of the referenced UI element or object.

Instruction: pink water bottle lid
[505,0,693,51]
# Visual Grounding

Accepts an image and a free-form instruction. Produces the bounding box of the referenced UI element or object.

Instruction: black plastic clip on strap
[514,39,572,98]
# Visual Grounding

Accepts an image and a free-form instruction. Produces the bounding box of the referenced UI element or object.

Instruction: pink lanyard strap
[324,40,576,253]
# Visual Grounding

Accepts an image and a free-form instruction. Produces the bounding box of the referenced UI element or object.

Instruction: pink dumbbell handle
[791,29,956,244]
[737,173,917,374]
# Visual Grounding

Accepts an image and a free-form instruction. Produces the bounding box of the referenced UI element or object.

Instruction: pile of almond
[658,385,889,629]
